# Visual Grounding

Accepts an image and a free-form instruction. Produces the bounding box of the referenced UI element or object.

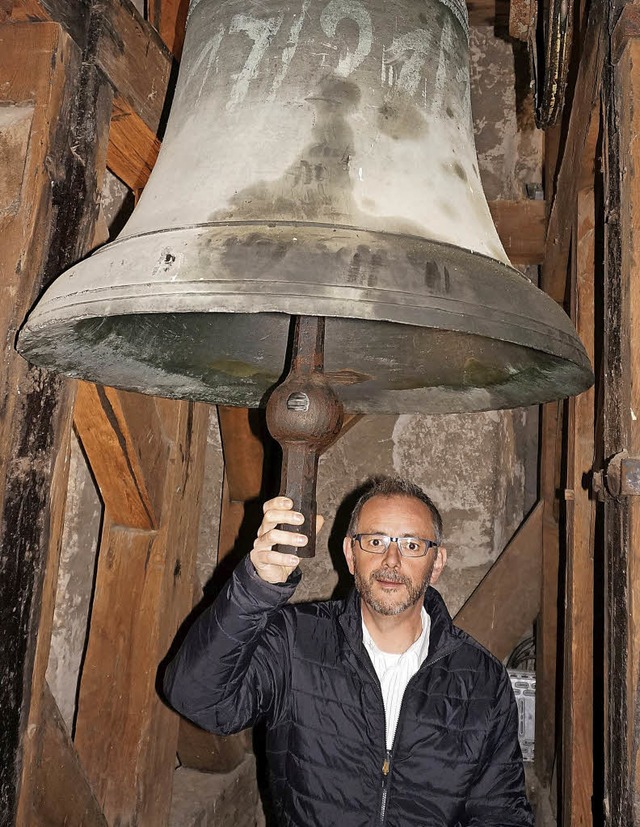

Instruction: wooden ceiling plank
[454,501,543,661]
[74,382,169,530]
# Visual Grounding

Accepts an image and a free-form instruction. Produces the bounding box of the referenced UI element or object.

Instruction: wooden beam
[454,501,543,661]
[148,0,188,58]
[488,199,546,265]
[543,0,606,302]
[562,185,596,827]
[217,407,267,503]
[603,32,640,823]
[11,0,172,135]
[106,97,161,192]
[0,21,111,823]
[9,0,172,189]
[73,382,169,529]
[74,400,209,826]
[535,400,563,786]
[535,117,564,791]
[23,683,107,826]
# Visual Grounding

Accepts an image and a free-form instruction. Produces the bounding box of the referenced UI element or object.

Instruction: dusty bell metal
[18,0,593,413]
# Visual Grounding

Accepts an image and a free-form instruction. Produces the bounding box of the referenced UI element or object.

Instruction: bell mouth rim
[22,221,585,363]
[18,222,593,413]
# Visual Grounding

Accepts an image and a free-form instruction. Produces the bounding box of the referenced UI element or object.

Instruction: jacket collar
[337,585,462,667]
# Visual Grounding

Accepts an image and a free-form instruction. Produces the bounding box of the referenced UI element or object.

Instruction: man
[164,477,534,826]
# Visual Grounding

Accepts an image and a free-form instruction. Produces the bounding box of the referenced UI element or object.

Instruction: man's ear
[429,547,447,585]
[343,537,355,575]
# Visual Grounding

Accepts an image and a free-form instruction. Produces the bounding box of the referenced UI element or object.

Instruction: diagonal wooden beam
[454,501,543,661]
[73,382,169,530]
[23,683,107,826]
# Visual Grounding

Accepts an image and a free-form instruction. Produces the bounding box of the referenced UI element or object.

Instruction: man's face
[343,495,446,617]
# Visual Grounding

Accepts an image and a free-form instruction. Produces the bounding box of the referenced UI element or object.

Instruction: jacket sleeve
[163,555,300,734]
[464,668,534,826]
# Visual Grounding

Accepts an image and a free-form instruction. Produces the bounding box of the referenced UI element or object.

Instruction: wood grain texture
[488,199,546,265]
[454,501,542,661]
[562,185,596,826]
[24,684,107,827]
[0,21,110,824]
[608,36,640,825]
[107,96,161,190]
[535,399,563,786]
[74,382,169,529]
[74,400,209,826]
[148,0,188,58]
[543,0,606,302]
[11,0,171,189]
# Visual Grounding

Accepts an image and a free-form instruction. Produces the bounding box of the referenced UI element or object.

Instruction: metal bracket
[593,451,640,499]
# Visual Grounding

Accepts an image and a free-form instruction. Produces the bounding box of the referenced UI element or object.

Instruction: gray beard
[353,561,432,616]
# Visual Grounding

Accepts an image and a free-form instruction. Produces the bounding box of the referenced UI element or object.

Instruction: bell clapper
[265,315,344,558]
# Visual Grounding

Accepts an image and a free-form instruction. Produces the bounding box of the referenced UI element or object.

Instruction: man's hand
[250,497,308,584]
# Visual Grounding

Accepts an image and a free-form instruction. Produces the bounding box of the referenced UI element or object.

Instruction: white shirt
[362,607,431,750]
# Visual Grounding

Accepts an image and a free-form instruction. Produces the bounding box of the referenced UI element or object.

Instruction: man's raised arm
[163,497,307,734]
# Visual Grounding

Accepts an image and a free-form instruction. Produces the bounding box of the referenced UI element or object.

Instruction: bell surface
[18,0,593,413]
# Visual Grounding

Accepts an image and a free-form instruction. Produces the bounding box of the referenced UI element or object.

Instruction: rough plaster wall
[46,431,102,731]
[469,27,543,200]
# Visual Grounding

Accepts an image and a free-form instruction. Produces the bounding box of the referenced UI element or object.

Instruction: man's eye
[370,537,383,546]
[406,541,420,551]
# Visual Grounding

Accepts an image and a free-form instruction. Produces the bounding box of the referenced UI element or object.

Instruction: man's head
[343,477,447,618]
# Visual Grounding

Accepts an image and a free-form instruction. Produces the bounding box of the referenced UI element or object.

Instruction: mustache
[371,569,409,586]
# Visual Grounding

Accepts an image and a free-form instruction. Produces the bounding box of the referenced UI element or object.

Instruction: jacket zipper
[379,748,392,824]
[377,648,455,826]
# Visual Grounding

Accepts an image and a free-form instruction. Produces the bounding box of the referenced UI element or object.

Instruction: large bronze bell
[18,0,592,415]
[18,0,593,555]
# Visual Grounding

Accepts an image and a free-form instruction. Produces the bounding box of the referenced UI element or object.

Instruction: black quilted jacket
[164,556,534,826]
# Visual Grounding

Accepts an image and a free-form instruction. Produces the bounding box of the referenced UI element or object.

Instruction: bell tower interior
[0,0,633,825]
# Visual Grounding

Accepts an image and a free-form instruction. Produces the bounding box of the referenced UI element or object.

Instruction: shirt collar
[362,606,431,665]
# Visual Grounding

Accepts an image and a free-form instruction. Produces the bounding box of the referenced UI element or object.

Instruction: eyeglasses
[351,534,438,558]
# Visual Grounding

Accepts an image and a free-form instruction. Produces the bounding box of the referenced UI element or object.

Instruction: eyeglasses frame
[350,533,439,558]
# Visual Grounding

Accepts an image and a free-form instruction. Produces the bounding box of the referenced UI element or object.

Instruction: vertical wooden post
[536,118,565,788]
[562,185,596,826]
[0,21,111,824]
[605,24,640,824]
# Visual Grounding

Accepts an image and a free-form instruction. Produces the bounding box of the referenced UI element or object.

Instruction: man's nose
[383,539,402,566]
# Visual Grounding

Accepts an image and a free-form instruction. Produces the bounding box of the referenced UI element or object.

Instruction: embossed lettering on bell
[17,0,594,412]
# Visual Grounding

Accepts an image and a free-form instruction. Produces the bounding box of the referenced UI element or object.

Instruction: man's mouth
[373,573,407,589]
